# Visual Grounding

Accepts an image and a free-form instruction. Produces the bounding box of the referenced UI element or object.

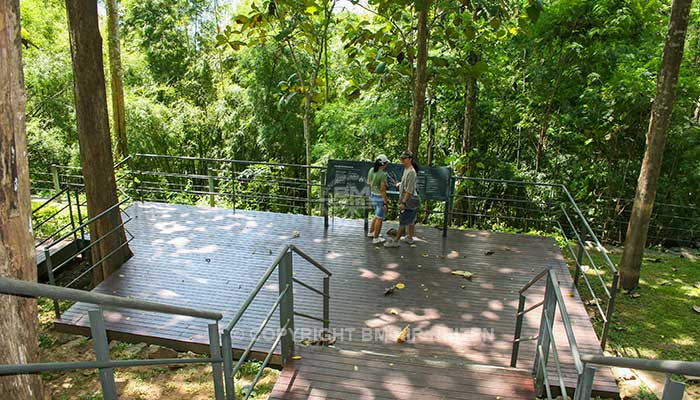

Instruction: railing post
[208,168,216,207]
[88,308,118,400]
[323,276,330,333]
[574,219,586,286]
[510,293,526,367]
[51,165,60,191]
[600,272,619,350]
[66,189,77,243]
[321,170,329,228]
[208,322,226,400]
[661,373,686,400]
[534,272,557,397]
[278,249,295,364]
[221,330,236,400]
[573,364,596,400]
[44,248,61,319]
[74,188,85,242]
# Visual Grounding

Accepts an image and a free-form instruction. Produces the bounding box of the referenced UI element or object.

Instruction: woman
[367,154,389,244]
[384,150,419,248]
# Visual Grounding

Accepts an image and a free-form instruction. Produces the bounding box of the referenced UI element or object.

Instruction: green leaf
[374,62,387,74]
[584,138,594,145]
[305,5,318,15]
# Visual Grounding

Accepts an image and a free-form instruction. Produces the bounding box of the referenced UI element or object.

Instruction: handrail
[0,277,222,320]
[580,354,700,376]
[133,153,326,170]
[0,277,225,400]
[46,197,130,249]
[512,268,697,400]
[289,244,332,276]
[32,186,71,215]
[220,243,331,400]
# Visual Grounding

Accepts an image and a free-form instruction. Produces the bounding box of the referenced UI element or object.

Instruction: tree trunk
[66,0,132,285]
[106,0,128,159]
[303,98,312,215]
[619,0,693,290]
[460,73,478,176]
[0,1,45,398]
[407,0,430,155]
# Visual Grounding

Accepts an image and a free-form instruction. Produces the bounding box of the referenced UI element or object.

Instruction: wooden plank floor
[56,201,618,398]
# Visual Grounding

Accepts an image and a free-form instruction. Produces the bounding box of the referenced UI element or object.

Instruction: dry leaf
[693,305,700,314]
[292,231,300,238]
[389,309,399,315]
[659,280,670,286]
[451,270,474,280]
[484,250,495,256]
[292,355,302,360]
[397,325,410,343]
[629,292,641,299]
[693,282,700,289]
[384,283,405,295]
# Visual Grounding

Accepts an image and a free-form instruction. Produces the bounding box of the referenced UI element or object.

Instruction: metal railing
[221,244,331,400]
[42,197,134,318]
[0,277,226,400]
[32,186,83,249]
[122,154,326,216]
[450,176,619,348]
[511,268,698,400]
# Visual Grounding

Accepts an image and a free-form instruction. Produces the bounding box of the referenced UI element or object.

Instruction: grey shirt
[399,168,417,197]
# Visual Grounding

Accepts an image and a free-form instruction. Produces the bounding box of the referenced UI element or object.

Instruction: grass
[562,246,700,399]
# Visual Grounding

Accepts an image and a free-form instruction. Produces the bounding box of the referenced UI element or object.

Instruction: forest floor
[565,247,700,399]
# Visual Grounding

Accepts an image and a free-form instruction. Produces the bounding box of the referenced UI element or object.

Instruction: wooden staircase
[270,346,536,400]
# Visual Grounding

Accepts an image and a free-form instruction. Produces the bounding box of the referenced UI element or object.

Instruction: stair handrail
[220,243,331,400]
[0,277,226,400]
[512,269,697,400]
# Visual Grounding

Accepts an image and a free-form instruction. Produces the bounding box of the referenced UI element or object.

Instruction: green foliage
[21,0,700,245]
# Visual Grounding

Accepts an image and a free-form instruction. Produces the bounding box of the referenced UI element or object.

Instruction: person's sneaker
[367,231,375,238]
[372,237,386,245]
[384,239,400,248]
[401,236,415,245]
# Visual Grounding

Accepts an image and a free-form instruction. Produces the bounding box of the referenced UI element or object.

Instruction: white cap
[376,154,389,165]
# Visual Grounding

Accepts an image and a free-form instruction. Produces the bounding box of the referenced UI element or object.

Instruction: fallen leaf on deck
[389,309,399,315]
[421,253,429,257]
[451,270,473,280]
[693,305,700,314]
[292,231,300,238]
[584,299,600,306]
[484,250,495,256]
[384,282,405,295]
[397,325,410,343]
[292,355,302,360]
[460,285,466,289]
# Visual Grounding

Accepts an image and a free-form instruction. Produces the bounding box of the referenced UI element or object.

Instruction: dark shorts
[399,207,417,227]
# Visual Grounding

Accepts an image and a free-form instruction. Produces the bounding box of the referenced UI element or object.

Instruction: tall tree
[407,0,430,155]
[0,1,45,398]
[619,0,694,290]
[66,0,132,284]
[222,0,337,212]
[106,0,128,159]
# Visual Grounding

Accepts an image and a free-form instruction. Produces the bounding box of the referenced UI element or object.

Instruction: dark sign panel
[326,159,452,201]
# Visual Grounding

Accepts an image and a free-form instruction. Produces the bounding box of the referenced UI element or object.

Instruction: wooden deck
[56,201,619,398]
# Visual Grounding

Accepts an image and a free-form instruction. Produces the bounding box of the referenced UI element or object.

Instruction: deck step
[269,346,536,400]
